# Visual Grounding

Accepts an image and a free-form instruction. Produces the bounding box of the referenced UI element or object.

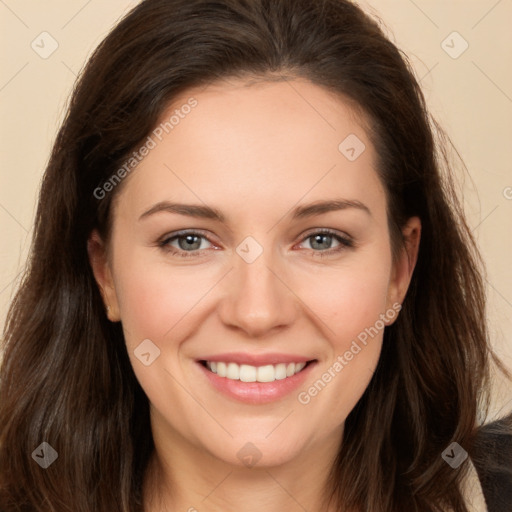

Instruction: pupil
[312,234,331,250]
[180,235,200,250]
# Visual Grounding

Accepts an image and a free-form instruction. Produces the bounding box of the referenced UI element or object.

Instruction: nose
[217,243,298,338]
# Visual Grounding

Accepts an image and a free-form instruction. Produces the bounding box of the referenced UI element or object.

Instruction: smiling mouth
[200,360,315,383]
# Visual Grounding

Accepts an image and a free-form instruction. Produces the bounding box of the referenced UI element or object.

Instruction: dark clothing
[472,417,512,512]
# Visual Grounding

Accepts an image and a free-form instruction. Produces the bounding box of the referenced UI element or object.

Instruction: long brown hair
[0,1,509,510]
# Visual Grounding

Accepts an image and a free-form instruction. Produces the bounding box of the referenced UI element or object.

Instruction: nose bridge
[218,234,296,336]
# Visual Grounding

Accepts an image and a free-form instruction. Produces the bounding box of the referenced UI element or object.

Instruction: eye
[158,230,215,258]
[297,229,354,256]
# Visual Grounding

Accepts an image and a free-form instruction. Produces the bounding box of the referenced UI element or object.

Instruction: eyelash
[157,229,355,259]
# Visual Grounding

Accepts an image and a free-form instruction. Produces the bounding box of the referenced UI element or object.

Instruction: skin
[88,77,421,512]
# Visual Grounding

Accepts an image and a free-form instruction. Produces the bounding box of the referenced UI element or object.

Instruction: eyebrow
[138,198,371,222]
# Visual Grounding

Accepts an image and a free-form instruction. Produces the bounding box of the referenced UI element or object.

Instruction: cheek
[113,255,210,413]
[291,254,391,418]
[294,260,391,345]
[112,247,218,346]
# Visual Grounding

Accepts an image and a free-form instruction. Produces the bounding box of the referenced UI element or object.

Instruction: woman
[0,0,510,511]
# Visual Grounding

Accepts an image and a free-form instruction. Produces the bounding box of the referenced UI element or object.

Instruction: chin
[202,432,311,470]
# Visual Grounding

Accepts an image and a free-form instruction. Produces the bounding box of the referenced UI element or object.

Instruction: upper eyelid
[299,227,351,239]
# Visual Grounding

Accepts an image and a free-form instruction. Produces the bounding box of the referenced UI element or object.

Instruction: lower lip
[197,361,317,404]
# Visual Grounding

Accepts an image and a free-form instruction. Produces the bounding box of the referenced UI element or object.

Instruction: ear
[87,229,121,322]
[385,216,421,324]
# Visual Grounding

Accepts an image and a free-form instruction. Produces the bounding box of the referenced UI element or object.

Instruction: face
[89,77,420,469]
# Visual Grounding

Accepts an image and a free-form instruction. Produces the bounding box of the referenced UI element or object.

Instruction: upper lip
[198,352,316,366]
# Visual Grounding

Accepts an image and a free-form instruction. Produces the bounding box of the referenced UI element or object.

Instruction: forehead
[112,78,385,223]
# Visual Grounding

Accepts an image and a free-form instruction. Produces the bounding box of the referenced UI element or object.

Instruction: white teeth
[217,362,227,377]
[240,364,257,382]
[205,361,308,382]
[226,362,239,380]
[257,365,275,383]
[275,363,287,380]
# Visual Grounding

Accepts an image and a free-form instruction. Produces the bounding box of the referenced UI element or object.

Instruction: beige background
[1,0,511,417]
